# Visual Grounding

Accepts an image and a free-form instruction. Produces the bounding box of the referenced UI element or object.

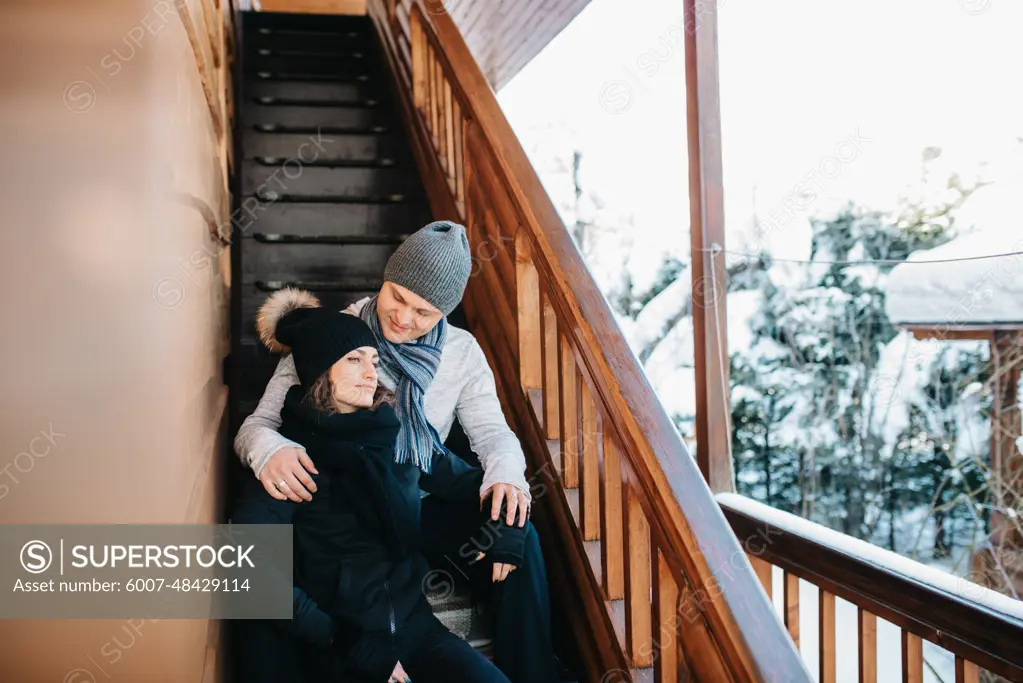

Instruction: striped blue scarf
[360,295,448,473]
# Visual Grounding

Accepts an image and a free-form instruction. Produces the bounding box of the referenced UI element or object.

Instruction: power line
[698,245,1023,267]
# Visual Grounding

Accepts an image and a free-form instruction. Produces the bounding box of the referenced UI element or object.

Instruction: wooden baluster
[540,293,560,440]
[410,12,425,113]
[858,608,877,683]
[819,590,836,683]
[462,148,475,236]
[579,386,601,540]
[653,551,680,682]
[453,100,465,215]
[784,571,799,647]
[600,431,624,599]
[432,54,442,147]
[425,33,433,121]
[438,77,449,168]
[425,47,434,137]
[419,39,429,124]
[444,80,456,184]
[516,231,542,393]
[429,50,439,143]
[748,554,772,597]
[623,475,653,668]
[901,631,923,683]
[955,657,980,683]
[558,337,579,488]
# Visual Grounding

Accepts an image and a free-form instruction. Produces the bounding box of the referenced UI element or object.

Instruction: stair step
[234,202,427,238]
[426,585,494,653]
[242,241,397,282]
[251,71,373,84]
[241,130,394,162]
[252,278,384,293]
[242,162,410,196]
[251,156,397,169]
[234,399,261,429]
[242,102,382,130]
[244,56,371,77]
[253,232,409,245]
[245,80,368,104]
[250,122,389,135]
[232,340,287,399]
[246,192,410,204]
[249,95,382,108]
[248,46,369,60]
[246,30,375,53]
[243,11,371,31]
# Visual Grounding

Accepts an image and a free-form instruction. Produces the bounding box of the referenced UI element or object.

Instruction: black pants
[400,622,507,683]
[419,495,560,683]
[234,611,508,683]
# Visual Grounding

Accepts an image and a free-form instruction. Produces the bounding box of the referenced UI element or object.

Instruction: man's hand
[258,447,318,502]
[481,483,529,528]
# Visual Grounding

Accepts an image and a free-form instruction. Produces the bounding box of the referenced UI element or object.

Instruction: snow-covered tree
[728,153,992,561]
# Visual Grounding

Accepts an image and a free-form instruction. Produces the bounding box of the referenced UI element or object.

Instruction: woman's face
[328,346,379,412]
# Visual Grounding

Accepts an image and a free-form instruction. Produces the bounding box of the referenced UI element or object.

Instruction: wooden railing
[366,1,810,680]
[719,494,1023,683]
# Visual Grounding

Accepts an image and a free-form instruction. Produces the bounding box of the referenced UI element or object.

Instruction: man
[235,221,560,683]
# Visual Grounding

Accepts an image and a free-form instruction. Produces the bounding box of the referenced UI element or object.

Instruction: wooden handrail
[366,1,810,680]
[719,493,1023,681]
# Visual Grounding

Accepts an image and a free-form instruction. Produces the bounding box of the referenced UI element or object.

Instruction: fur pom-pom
[256,288,321,353]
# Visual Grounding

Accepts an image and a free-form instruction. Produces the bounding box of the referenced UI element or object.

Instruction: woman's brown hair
[304,371,395,414]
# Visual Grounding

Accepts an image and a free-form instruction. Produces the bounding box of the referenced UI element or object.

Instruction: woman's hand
[258,447,318,502]
[388,660,411,683]
[470,551,518,584]
[492,561,516,583]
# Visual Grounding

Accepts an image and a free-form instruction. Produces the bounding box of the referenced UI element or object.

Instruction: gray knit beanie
[383,220,471,316]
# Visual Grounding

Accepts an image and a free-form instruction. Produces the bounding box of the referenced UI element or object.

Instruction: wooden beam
[906,326,995,341]
[904,324,1023,340]
[684,0,732,492]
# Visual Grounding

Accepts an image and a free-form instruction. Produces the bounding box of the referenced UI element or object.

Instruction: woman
[232,288,523,683]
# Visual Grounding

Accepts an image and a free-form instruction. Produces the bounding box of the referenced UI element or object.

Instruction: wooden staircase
[230,10,430,423]
[229,8,496,662]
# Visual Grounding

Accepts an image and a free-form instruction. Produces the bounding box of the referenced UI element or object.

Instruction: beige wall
[0,1,232,681]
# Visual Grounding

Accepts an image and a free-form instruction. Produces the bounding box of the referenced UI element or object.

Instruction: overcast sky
[499,0,1023,258]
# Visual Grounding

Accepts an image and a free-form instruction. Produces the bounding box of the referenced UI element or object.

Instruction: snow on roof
[885,183,1023,328]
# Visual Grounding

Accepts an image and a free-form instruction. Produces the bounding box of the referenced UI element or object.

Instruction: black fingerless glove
[483,499,529,568]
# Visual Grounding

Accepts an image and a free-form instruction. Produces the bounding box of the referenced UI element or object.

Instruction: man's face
[375,281,443,343]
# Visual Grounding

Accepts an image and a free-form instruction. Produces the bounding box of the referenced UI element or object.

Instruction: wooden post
[990,330,1022,534]
[683,0,732,491]
[981,329,1023,597]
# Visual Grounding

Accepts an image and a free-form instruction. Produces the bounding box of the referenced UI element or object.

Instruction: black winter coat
[232,386,528,679]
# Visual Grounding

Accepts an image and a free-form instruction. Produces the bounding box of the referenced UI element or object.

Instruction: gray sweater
[233,297,531,499]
